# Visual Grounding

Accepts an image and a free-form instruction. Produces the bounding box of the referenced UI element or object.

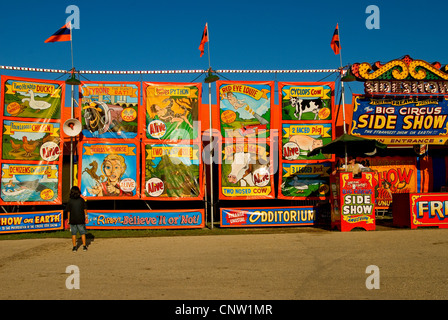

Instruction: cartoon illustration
[2,77,63,119]
[80,83,139,139]
[0,164,60,203]
[2,120,61,162]
[219,82,272,139]
[144,83,200,141]
[281,84,333,121]
[291,97,321,120]
[143,144,201,199]
[80,142,138,199]
[223,92,268,125]
[150,98,193,130]
[22,90,51,112]
[86,154,132,197]
[227,152,270,187]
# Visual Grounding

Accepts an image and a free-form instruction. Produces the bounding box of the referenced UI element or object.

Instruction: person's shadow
[76,233,95,247]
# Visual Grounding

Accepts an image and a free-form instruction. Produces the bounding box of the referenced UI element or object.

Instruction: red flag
[45,22,71,43]
[199,23,208,57]
[330,23,340,55]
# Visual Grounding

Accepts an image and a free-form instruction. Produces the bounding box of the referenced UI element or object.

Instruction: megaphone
[63,118,82,137]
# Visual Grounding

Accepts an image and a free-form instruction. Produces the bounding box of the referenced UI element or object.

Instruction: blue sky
[0,0,447,103]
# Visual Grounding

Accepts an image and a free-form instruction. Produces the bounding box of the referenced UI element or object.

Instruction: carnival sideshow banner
[0,163,61,204]
[1,76,64,120]
[221,207,316,228]
[79,140,139,199]
[0,76,64,205]
[281,122,333,161]
[219,141,274,199]
[280,162,331,199]
[280,82,333,121]
[218,81,273,139]
[80,82,140,139]
[278,82,334,200]
[142,142,203,200]
[351,95,448,145]
[87,209,205,229]
[0,210,63,234]
[143,82,201,141]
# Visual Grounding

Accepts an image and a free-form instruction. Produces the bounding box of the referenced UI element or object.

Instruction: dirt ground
[0,226,448,301]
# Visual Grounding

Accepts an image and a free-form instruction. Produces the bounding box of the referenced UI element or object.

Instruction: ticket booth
[330,171,376,232]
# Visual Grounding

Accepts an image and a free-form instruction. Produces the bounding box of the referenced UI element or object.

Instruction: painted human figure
[87,154,132,196]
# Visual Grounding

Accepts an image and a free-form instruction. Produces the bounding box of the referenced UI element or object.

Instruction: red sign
[331,172,376,232]
[409,193,448,229]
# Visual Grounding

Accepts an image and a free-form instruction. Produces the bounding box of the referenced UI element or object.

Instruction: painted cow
[291,97,322,120]
[227,152,269,187]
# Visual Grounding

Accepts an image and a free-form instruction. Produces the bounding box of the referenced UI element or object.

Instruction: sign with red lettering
[332,172,376,232]
[410,193,448,229]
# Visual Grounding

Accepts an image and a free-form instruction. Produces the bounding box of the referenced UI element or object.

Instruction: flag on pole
[199,23,208,57]
[330,23,340,55]
[45,22,71,43]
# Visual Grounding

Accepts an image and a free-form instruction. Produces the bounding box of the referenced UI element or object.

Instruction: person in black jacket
[66,186,88,252]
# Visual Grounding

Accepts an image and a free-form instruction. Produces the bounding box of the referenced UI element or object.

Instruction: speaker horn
[63,118,82,137]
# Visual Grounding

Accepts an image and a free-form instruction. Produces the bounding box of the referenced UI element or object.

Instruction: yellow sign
[83,145,136,156]
[82,86,138,98]
[4,122,59,136]
[282,86,331,99]
[2,165,58,179]
[220,84,269,100]
[282,125,331,138]
[6,82,61,98]
[146,146,199,160]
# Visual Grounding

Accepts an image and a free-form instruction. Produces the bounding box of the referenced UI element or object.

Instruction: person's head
[102,154,127,184]
[348,156,356,164]
[70,186,81,199]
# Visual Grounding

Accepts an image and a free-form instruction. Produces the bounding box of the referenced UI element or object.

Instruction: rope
[0,65,340,75]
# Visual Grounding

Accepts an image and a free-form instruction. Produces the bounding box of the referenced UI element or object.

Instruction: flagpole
[206,22,215,229]
[69,22,75,188]
[337,23,348,168]
[206,23,211,69]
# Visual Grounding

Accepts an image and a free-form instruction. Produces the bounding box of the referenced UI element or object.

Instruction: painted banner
[219,141,274,199]
[340,156,418,209]
[79,140,139,199]
[351,95,448,145]
[279,162,331,199]
[218,81,273,139]
[0,163,61,204]
[1,76,65,120]
[79,81,140,139]
[0,210,63,234]
[143,82,201,141]
[280,82,334,121]
[1,120,61,162]
[281,122,333,160]
[0,76,64,205]
[141,142,203,200]
[86,209,204,229]
[220,207,316,227]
